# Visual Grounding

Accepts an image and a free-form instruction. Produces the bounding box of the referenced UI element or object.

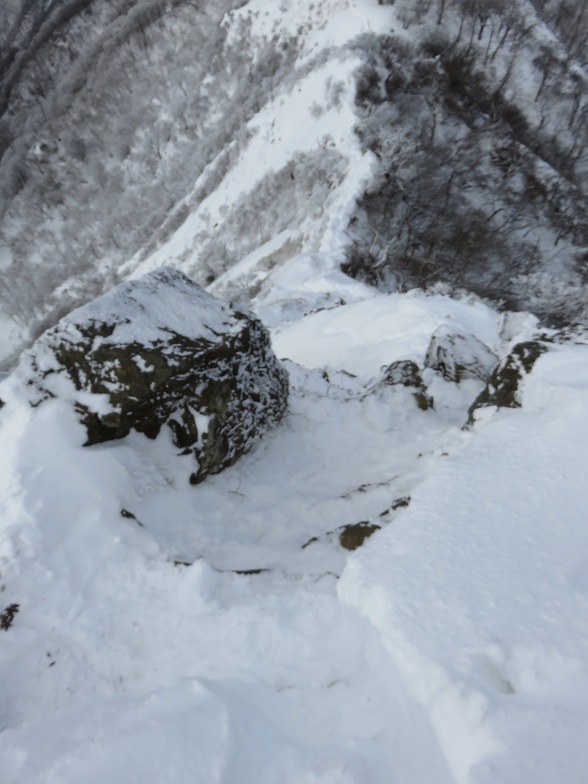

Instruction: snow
[271,291,502,379]
[2,263,588,782]
[340,342,588,784]
[0,314,23,370]
[1,0,588,781]
[124,1,381,285]
[64,267,243,346]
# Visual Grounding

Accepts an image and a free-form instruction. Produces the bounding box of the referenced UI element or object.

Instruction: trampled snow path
[2,268,588,783]
[1,0,588,778]
[0,288,466,784]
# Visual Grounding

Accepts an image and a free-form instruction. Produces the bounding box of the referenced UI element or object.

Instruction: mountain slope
[0,0,376,361]
[1,1,588,782]
[2,268,588,783]
[1,0,587,364]
[346,0,588,322]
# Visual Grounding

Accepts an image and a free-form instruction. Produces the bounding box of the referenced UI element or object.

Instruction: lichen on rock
[467,340,547,425]
[16,268,289,483]
[377,359,433,410]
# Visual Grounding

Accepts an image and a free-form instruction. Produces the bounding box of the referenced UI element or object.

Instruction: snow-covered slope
[342,336,588,784]
[1,0,587,362]
[2,265,588,783]
[2,1,588,782]
[0,0,383,361]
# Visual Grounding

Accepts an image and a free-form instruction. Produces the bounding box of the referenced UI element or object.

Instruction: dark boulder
[424,326,497,383]
[467,340,547,424]
[17,268,289,483]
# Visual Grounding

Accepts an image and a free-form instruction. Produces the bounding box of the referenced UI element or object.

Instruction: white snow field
[1,0,588,782]
[1,267,588,783]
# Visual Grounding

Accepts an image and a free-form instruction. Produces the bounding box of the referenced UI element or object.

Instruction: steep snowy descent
[2,264,588,782]
[341,337,588,784]
[0,0,588,781]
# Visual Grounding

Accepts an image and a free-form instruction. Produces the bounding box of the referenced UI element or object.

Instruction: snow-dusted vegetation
[1,1,588,782]
[1,0,587,360]
[346,0,588,323]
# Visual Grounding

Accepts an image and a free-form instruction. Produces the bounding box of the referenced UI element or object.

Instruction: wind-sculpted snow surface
[340,337,588,784]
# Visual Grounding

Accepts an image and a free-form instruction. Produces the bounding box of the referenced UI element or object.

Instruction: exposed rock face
[424,326,497,383]
[339,522,381,551]
[467,340,547,424]
[378,359,433,411]
[17,268,289,483]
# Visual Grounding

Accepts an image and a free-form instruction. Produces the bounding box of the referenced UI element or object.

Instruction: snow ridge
[1,1,588,782]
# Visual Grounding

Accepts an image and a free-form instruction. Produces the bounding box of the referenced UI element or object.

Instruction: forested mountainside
[347,0,588,321]
[0,0,587,363]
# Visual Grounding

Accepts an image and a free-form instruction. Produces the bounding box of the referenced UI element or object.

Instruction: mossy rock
[467,340,547,424]
[17,268,289,483]
[379,360,433,410]
[382,359,423,387]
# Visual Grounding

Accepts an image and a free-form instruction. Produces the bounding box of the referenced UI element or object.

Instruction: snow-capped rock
[468,339,547,423]
[377,358,433,410]
[424,326,498,384]
[14,267,288,483]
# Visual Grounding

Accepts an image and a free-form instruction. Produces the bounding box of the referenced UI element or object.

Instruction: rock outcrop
[424,326,497,383]
[377,360,433,411]
[17,268,289,483]
[467,340,547,424]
